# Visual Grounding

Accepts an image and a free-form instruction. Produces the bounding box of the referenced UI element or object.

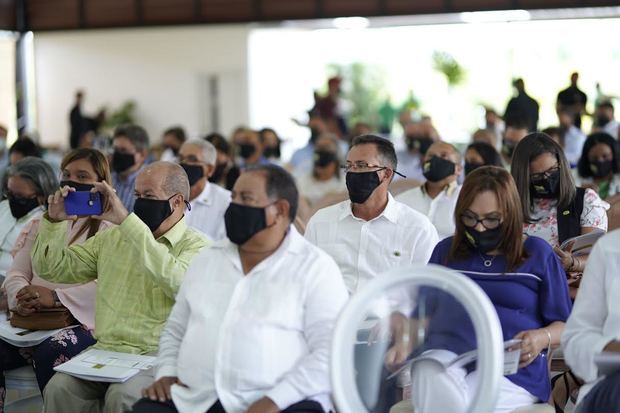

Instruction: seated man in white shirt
[396,142,462,240]
[305,134,439,295]
[130,165,349,413]
[178,140,231,241]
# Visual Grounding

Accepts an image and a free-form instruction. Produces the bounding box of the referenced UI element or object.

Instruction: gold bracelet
[544,328,552,356]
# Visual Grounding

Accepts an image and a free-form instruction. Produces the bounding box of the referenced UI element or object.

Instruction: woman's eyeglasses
[460,213,501,230]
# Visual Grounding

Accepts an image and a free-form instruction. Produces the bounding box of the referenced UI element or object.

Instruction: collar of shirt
[421,180,458,197]
[192,182,215,207]
[339,193,399,224]
[217,225,303,274]
[156,215,189,247]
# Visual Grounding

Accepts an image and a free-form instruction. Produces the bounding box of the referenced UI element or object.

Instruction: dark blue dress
[425,235,572,402]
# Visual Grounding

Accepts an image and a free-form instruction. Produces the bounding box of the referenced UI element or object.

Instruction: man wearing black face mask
[111,124,150,213]
[131,165,348,413]
[592,101,620,139]
[396,121,436,183]
[396,142,462,240]
[234,129,270,170]
[160,126,187,162]
[177,140,231,241]
[305,135,438,295]
[32,161,209,413]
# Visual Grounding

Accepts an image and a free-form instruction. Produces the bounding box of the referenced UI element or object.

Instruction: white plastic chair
[4,365,43,413]
[331,263,505,413]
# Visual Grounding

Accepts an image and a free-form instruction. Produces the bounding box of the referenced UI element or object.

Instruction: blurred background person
[205,133,240,191]
[558,108,587,167]
[160,126,187,162]
[397,141,462,240]
[232,127,269,169]
[69,90,85,150]
[502,116,529,166]
[258,127,282,165]
[483,106,504,150]
[296,134,344,207]
[0,158,57,278]
[576,132,620,203]
[504,78,539,132]
[557,72,588,130]
[0,125,9,174]
[471,128,497,149]
[110,124,150,212]
[591,101,619,139]
[178,139,231,241]
[397,121,437,182]
[9,137,41,165]
[464,141,504,176]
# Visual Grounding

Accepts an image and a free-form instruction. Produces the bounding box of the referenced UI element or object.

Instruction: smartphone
[64,191,103,217]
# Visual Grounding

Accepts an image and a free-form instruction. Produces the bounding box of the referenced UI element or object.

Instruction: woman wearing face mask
[393,166,571,413]
[575,132,620,203]
[0,157,57,277]
[0,149,114,407]
[464,142,504,176]
[296,135,345,206]
[259,127,282,165]
[511,133,609,276]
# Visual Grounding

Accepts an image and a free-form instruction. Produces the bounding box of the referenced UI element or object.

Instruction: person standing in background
[557,72,588,130]
[69,90,85,150]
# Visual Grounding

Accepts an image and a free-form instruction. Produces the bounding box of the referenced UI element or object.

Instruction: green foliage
[327,62,386,129]
[101,100,136,131]
[432,51,466,87]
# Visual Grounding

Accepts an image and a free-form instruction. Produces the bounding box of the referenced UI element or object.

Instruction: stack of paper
[560,229,606,256]
[54,348,156,383]
[0,319,78,347]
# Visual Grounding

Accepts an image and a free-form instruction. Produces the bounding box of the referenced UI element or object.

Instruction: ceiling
[1,0,619,32]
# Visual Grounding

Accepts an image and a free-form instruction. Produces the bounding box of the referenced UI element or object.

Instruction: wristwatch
[52,290,62,307]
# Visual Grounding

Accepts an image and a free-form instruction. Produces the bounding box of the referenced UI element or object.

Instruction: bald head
[138,161,190,201]
[424,141,461,164]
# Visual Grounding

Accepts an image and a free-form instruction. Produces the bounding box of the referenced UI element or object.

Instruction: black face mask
[423,156,456,182]
[314,150,337,168]
[263,146,280,159]
[112,151,136,173]
[530,169,561,199]
[595,115,611,127]
[180,164,205,187]
[464,162,484,176]
[239,144,256,160]
[8,194,40,219]
[209,163,227,183]
[465,226,503,254]
[502,140,516,159]
[346,171,382,204]
[406,136,433,155]
[134,196,174,232]
[224,202,274,245]
[590,160,614,178]
[60,180,95,192]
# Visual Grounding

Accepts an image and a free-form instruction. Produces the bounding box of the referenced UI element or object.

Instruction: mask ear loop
[184,200,192,211]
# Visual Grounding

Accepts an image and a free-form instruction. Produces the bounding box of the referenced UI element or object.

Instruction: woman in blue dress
[388,166,572,413]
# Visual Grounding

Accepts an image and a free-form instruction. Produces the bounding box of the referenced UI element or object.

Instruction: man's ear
[381,168,394,184]
[205,164,215,178]
[275,199,290,223]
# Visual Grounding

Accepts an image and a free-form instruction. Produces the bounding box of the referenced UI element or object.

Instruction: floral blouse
[524,188,609,248]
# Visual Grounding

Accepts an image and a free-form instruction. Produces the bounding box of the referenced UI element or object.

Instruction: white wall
[33,25,251,148]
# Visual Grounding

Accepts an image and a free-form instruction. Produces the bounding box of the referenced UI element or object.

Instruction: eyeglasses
[460,213,501,230]
[530,165,560,182]
[341,161,386,173]
[341,161,406,178]
[2,190,37,199]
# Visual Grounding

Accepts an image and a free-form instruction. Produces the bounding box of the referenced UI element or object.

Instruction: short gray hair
[3,157,58,199]
[182,140,217,166]
[142,161,190,202]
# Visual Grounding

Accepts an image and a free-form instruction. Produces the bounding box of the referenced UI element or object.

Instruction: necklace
[479,251,496,268]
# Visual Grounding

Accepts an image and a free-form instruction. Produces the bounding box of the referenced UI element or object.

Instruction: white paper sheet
[0,320,78,347]
[54,349,156,383]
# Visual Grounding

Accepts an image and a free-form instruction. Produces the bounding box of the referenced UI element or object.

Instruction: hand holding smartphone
[64,191,103,217]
